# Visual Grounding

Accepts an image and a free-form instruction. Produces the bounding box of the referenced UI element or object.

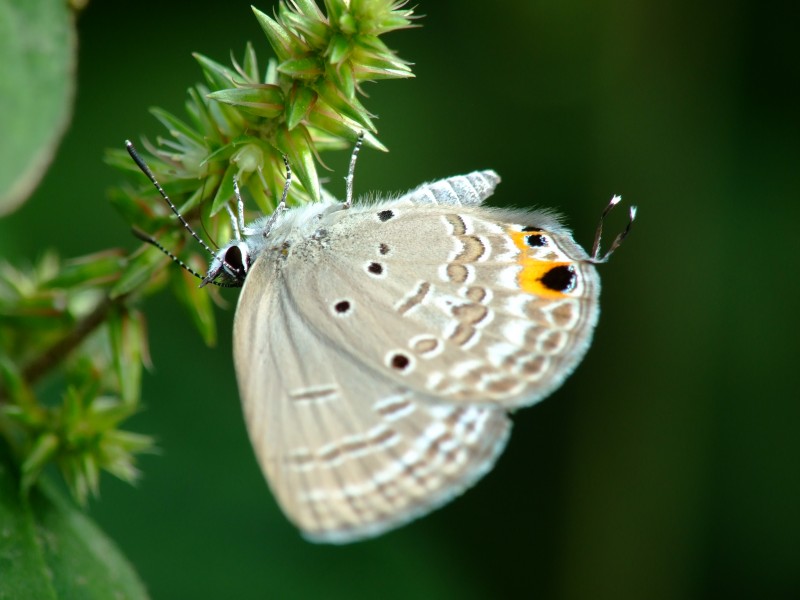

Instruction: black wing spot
[525,234,547,247]
[334,300,351,314]
[390,353,411,371]
[367,262,384,275]
[377,209,395,222]
[540,265,577,293]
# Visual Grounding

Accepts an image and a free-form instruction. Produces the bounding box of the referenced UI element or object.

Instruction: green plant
[0,1,414,595]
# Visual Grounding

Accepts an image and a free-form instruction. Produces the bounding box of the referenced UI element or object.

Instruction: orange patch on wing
[508,229,573,299]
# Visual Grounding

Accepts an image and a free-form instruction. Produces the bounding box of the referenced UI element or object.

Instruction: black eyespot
[367,262,384,275]
[390,353,410,370]
[521,225,542,232]
[379,243,390,255]
[377,209,394,222]
[334,300,351,314]
[525,234,547,247]
[540,265,577,293]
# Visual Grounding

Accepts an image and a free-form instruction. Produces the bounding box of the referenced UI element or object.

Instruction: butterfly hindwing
[234,249,511,543]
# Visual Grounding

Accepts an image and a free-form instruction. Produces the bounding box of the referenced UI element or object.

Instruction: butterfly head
[202,240,251,288]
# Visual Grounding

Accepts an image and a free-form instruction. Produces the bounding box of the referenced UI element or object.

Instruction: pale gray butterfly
[126,136,635,544]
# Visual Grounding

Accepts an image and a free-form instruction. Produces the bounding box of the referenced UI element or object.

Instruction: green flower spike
[109,0,415,228]
[0,0,415,510]
[105,0,417,367]
[0,252,156,505]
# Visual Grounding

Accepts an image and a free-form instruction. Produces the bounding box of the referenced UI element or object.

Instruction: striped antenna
[591,195,637,263]
[125,140,242,287]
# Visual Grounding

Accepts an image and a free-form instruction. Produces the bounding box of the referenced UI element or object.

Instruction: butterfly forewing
[282,178,601,410]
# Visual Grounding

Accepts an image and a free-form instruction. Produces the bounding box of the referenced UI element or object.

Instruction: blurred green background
[2,0,798,598]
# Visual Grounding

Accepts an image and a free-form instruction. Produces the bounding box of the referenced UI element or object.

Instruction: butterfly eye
[224,243,247,276]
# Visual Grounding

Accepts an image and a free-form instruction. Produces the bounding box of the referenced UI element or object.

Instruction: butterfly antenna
[590,195,637,263]
[344,131,365,209]
[131,227,238,288]
[126,140,246,286]
[125,140,217,259]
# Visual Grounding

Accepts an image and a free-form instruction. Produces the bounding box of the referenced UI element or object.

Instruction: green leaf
[192,53,236,91]
[286,85,318,130]
[177,171,222,216]
[292,0,326,22]
[328,61,356,98]
[0,356,37,410]
[279,5,329,50]
[42,251,126,290]
[207,85,284,118]
[21,433,59,493]
[0,456,54,599]
[339,12,358,36]
[252,6,295,63]
[275,125,320,203]
[172,262,217,347]
[328,33,352,65]
[110,232,181,299]
[240,42,260,81]
[149,107,206,148]
[209,160,238,216]
[304,107,385,151]
[314,79,375,132]
[0,0,77,216]
[186,87,221,146]
[0,444,150,599]
[108,309,145,406]
[323,0,347,25]
[278,57,325,79]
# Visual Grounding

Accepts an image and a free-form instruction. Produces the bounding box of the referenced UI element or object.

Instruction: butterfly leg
[343,131,365,209]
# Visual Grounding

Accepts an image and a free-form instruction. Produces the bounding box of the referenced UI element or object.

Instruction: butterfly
[126,135,634,543]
